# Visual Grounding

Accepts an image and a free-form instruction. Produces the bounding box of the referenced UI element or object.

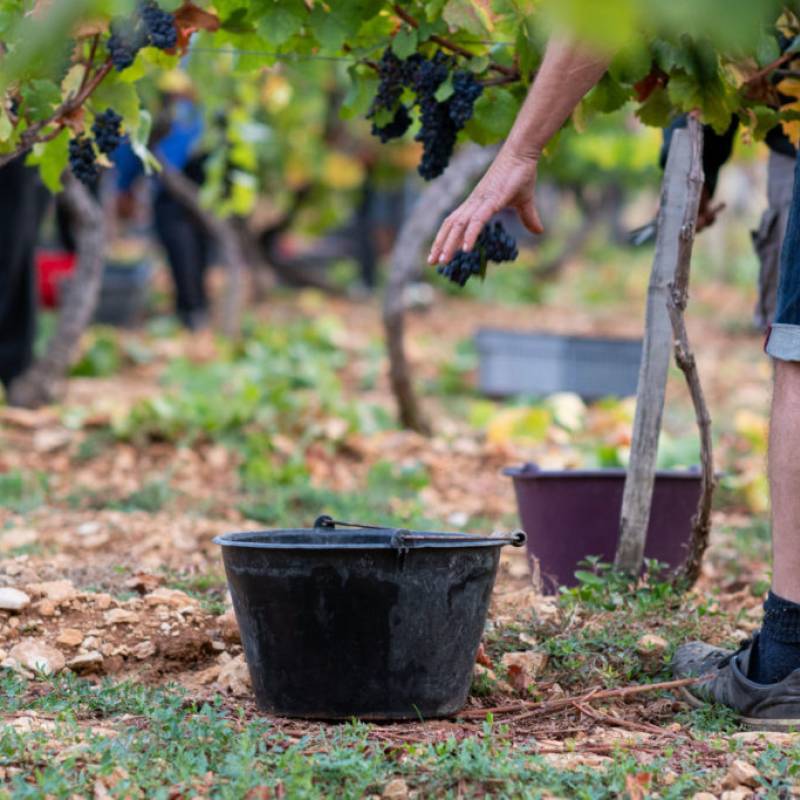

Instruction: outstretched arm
[428,37,611,266]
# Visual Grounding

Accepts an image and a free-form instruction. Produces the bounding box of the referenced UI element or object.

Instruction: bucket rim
[213,528,515,551]
[503,465,703,481]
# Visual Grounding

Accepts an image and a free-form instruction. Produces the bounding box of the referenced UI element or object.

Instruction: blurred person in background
[114,70,212,330]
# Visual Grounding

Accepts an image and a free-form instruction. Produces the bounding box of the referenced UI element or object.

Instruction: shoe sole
[678,686,800,732]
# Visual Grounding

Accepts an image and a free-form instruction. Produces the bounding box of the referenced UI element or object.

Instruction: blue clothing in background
[114,99,204,191]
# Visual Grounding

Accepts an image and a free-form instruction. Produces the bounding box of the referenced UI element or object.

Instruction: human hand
[427,149,544,266]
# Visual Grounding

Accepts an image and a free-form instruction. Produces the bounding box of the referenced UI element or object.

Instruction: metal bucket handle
[313,515,526,549]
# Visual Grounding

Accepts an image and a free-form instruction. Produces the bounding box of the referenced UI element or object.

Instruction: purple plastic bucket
[504,465,702,592]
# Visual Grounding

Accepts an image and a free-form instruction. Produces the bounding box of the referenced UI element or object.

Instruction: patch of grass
[70,328,122,378]
[161,568,228,615]
[0,671,749,799]
[114,479,175,513]
[74,430,116,463]
[0,470,48,513]
[240,460,436,530]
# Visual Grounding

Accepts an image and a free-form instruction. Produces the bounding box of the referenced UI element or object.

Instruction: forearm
[504,37,611,161]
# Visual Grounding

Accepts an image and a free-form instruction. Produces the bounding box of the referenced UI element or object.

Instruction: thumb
[518,198,544,235]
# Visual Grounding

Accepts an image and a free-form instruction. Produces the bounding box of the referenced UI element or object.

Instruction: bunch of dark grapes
[448,71,483,127]
[366,47,485,180]
[437,249,481,287]
[140,0,177,50]
[68,136,100,186]
[107,1,176,71]
[372,105,412,143]
[91,108,123,155]
[437,221,518,287]
[478,221,518,262]
[108,18,146,71]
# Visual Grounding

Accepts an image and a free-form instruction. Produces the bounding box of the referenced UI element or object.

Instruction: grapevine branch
[668,116,715,588]
[392,4,518,79]
[0,57,113,170]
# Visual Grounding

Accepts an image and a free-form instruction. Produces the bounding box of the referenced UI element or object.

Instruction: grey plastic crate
[475,328,643,400]
[93,259,152,327]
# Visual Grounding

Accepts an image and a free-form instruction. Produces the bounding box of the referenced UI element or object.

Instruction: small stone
[723,759,760,790]
[132,640,156,660]
[37,599,56,617]
[76,521,101,537]
[91,593,113,610]
[691,793,718,800]
[144,588,198,609]
[636,634,668,655]
[0,588,30,612]
[103,608,139,626]
[67,651,103,673]
[56,628,84,648]
[501,650,549,693]
[7,639,65,675]
[25,580,76,604]
[215,654,251,696]
[218,609,241,644]
[381,778,409,800]
[0,529,39,553]
[720,790,753,800]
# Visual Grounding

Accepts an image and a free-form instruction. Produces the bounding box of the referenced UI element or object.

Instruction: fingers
[428,214,456,265]
[462,205,494,253]
[518,199,544,235]
[438,217,470,265]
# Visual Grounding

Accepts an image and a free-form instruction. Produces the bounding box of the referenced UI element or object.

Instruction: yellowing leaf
[486,406,552,445]
[734,408,768,452]
[322,151,364,190]
[261,73,292,112]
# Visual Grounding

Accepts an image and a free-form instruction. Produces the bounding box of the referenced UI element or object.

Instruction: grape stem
[0,56,113,169]
[392,4,519,79]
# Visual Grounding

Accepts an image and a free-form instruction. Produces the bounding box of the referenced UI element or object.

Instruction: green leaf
[256,1,305,46]
[584,73,629,114]
[635,84,672,128]
[21,79,62,121]
[608,40,652,84]
[464,88,519,144]
[756,29,780,67]
[442,0,491,37]
[26,128,69,193]
[129,109,160,174]
[341,66,378,120]
[575,570,605,586]
[0,109,12,143]
[434,74,454,102]
[668,70,737,133]
[391,26,418,59]
[91,79,140,134]
[309,4,362,52]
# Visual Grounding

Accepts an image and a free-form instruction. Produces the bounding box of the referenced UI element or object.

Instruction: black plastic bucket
[214,518,525,719]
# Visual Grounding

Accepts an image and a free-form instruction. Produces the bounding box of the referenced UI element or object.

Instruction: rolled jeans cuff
[766,323,800,361]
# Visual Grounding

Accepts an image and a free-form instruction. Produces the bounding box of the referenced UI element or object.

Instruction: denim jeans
[767,149,800,360]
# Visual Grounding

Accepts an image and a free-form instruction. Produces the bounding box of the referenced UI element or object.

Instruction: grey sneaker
[672,635,800,731]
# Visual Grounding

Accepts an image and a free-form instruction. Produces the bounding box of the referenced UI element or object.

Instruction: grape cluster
[437,221,518,287]
[371,105,412,143]
[107,1,176,71]
[108,19,146,71]
[448,71,483,128]
[140,0,177,50]
[367,47,484,181]
[437,250,481,287]
[68,136,100,186]
[479,221,518,262]
[91,108,123,155]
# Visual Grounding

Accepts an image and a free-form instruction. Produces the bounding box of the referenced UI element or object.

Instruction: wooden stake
[615,124,705,574]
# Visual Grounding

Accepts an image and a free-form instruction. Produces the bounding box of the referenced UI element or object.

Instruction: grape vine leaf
[26,128,69,193]
[392,26,418,59]
[465,88,519,143]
